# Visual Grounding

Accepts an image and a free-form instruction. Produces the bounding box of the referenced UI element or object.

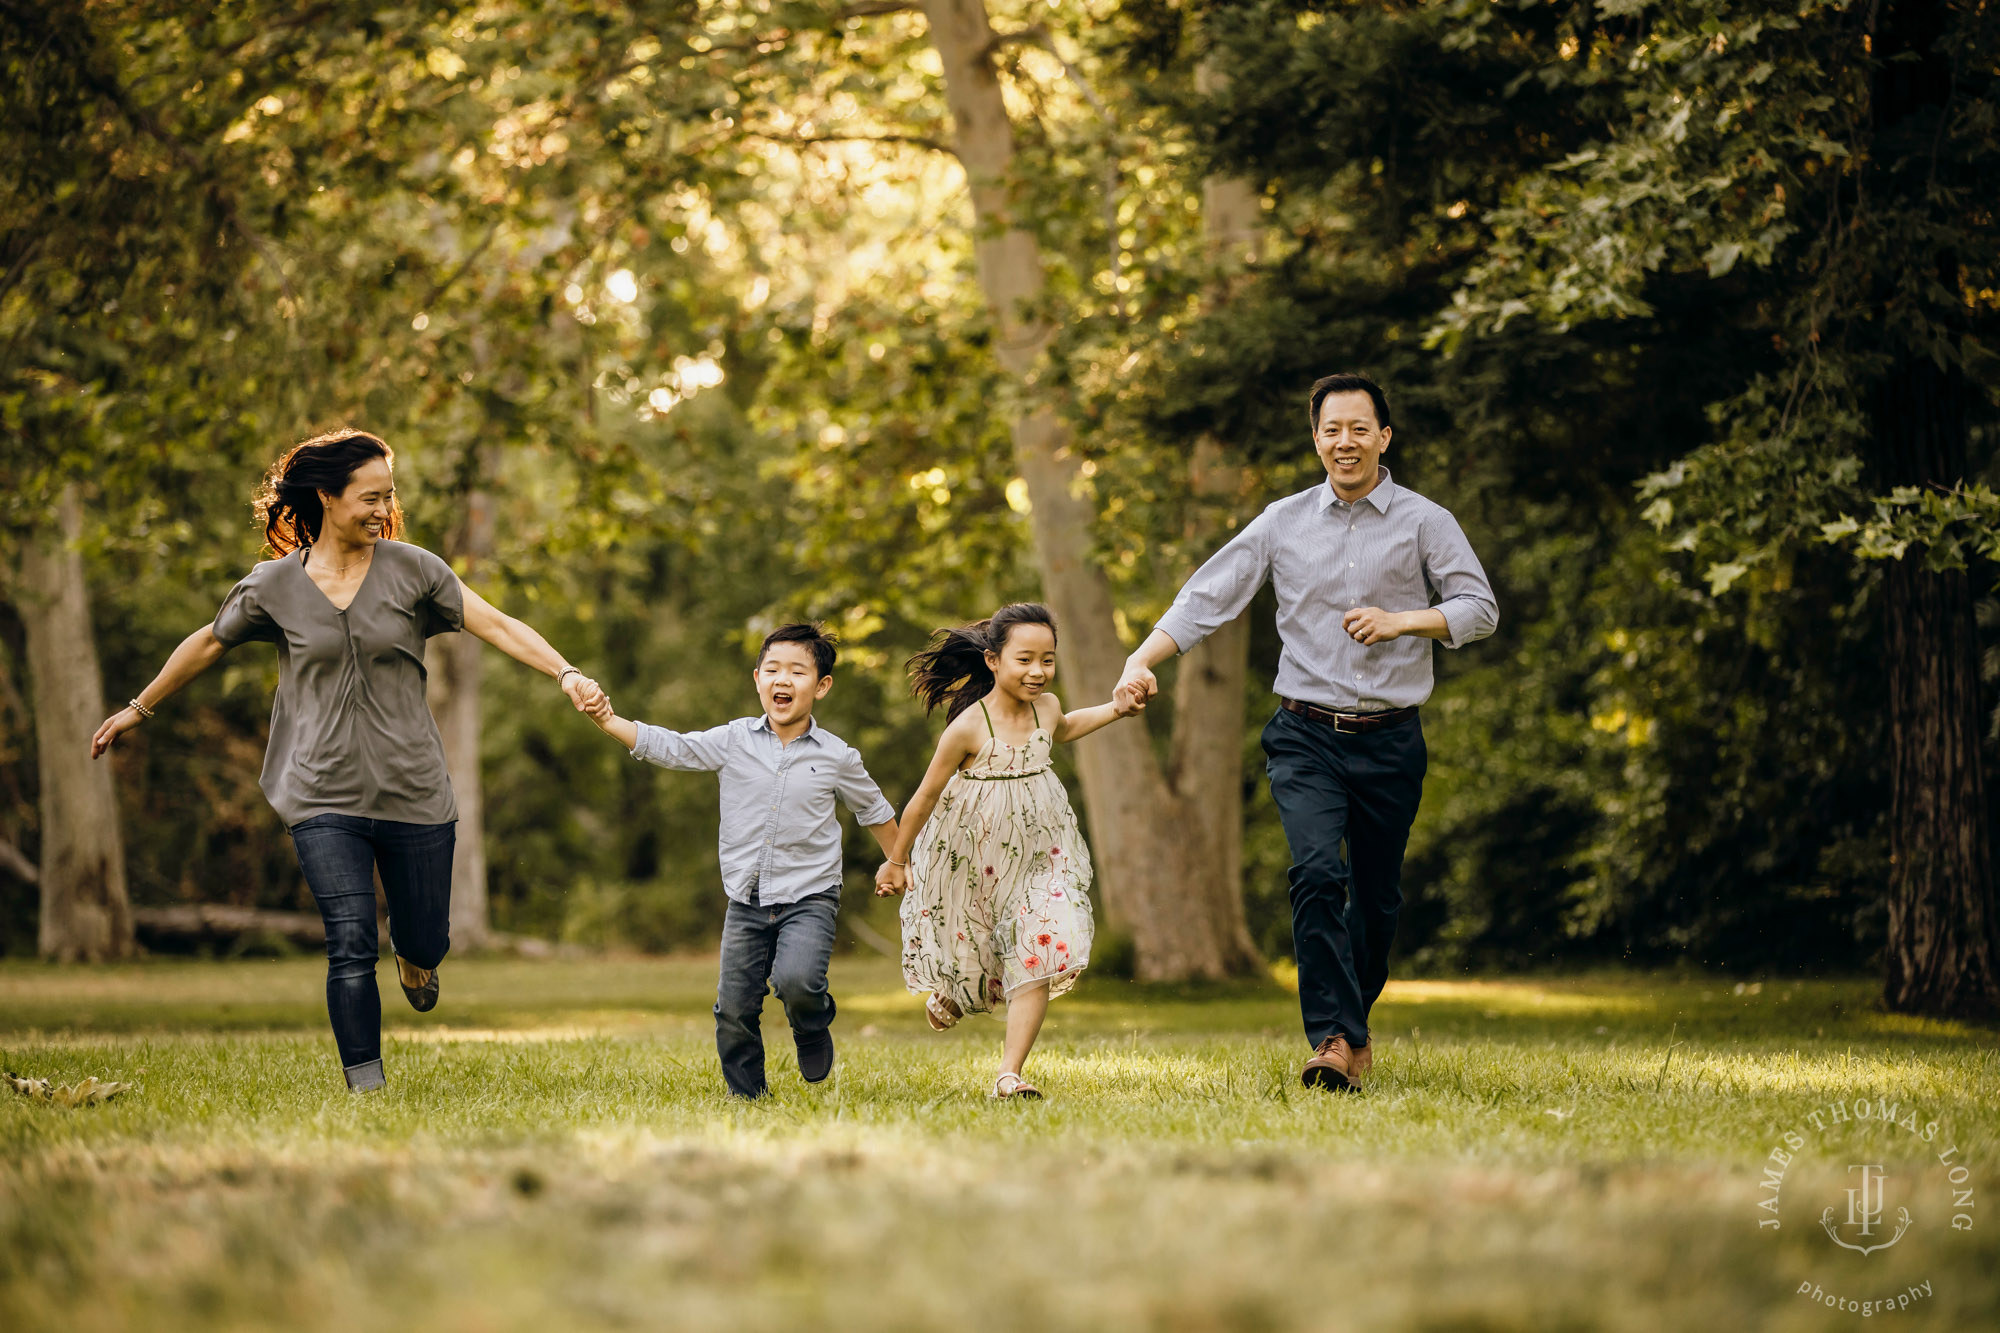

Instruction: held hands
[1342,607,1407,646]
[874,860,909,896]
[1114,662,1159,713]
[560,670,608,714]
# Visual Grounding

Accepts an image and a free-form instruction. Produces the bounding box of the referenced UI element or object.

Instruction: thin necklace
[308,547,371,575]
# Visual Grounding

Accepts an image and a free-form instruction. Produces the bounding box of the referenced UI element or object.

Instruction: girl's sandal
[924,994,962,1031]
[990,1072,1043,1101]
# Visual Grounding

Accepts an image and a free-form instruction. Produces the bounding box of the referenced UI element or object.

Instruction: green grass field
[3,956,1994,1331]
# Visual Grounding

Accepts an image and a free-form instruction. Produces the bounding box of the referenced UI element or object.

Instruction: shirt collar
[753,713,820,742]
[1317,465,1398,514]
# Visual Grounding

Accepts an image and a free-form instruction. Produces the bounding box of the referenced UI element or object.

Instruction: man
[1117,373,1497,1090]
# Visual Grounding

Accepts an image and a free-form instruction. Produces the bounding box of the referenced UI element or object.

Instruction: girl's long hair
[906,602,1058,721]
[251,429,403,557]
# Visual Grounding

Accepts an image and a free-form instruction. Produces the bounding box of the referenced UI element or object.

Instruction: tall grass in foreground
[2,958,1995,1331]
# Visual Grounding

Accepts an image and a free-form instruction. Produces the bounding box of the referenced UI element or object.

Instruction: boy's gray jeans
[715,884,839,1097]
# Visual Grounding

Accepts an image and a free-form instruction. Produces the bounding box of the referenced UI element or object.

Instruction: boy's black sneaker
[796,1029,834,1083]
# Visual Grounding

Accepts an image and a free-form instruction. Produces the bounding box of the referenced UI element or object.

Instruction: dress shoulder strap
[976,699,995,738]
[1029,695,1052,733]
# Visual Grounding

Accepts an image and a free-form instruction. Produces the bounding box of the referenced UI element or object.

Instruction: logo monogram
[1820,1164,1913,1256]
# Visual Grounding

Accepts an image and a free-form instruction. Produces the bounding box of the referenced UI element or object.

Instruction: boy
[583,623,898,1097]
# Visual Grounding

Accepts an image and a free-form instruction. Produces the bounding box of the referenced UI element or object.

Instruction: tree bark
[1870,0,2000,1018]
[428,622,491,949]
[428,477,496,950]
[1170,144,1267,970]
[14,486,134,961]
[923,0,1258,978]
[1877,360,1999,1018]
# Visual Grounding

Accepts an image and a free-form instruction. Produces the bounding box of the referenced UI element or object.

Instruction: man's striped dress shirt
[1153,469,1498,711]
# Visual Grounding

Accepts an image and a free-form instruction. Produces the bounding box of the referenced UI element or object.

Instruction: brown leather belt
[1279,697,1418,734]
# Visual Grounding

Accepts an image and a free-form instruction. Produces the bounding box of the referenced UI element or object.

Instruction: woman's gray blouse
[212,540,465,829]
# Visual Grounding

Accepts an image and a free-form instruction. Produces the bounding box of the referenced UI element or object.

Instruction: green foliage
[5,0,1993,971]
[1434,0,2000,582]
[1075,0,1953,968]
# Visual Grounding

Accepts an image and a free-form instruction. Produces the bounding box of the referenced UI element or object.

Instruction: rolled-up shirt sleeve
[1153,516,1272,655]
[835,748,896,826]
[631,721,734,772]
[1422,510,1498,650]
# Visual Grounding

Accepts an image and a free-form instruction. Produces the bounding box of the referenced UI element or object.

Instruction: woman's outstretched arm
[458,581,602,712]
[91,625,229,757]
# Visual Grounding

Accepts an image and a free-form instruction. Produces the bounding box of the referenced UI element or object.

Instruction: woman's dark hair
[252,429,402,557]
[1307,373,1393,432]
[758,622,838,678]
[906,603,1058,720]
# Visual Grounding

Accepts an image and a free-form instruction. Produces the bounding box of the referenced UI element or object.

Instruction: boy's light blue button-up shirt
[629,714,896,906]
[1155,469,1498,711]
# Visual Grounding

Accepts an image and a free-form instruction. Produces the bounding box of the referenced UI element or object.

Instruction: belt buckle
[1332,711,1364,734]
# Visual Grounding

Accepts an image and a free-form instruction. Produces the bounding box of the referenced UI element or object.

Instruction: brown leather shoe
[1300,1034,1358,1091]
[1349,1042,1373,1080]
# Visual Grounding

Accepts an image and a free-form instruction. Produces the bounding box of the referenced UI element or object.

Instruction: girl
[879,603,1139,1100]
[92,429,604,1091]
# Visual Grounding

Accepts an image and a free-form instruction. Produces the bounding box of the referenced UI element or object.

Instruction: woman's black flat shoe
[394,955,439,1012]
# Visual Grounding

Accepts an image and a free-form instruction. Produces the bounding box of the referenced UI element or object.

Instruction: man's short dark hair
[1308,373,1393,432]
[758,622,837,678]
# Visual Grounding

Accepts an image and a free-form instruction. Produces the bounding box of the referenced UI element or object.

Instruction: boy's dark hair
[757,622,837,678]
[1307,373,1393,433]
[906,602,1058,721]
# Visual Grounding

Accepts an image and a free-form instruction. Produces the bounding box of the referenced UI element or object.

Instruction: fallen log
[132,905,326,949]
[0,838,37,885]
[129,906,593,957]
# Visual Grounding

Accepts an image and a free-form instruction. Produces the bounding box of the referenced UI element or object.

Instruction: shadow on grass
[3,957,1988,1058]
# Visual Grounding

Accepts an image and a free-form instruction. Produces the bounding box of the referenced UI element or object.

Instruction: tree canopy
[4,0,1995,1013]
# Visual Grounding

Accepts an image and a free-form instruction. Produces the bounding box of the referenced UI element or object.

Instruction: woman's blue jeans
[289,814,455,1081]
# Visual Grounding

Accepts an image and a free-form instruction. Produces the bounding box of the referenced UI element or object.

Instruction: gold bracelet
[128,698,155,719]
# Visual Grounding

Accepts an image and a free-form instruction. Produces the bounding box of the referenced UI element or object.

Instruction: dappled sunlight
[838,986,930,1020]
[1376,978,1656,1016]
[393,1021,680,1045]
[7,959,1994,1333]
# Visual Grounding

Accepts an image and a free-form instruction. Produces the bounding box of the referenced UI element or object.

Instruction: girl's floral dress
[901,699,1094,1014]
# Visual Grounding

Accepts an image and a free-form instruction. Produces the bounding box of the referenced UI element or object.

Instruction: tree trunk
[1870,0,2000,1018]
[1877,360,1999,1018]
[427,477,497,950]
[428,623,491,949]
[14,486,134,961]
[1169,140,1267,969]
[923,0,1258,978]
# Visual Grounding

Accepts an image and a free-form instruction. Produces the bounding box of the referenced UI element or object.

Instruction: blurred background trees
[3,1,1994,1015]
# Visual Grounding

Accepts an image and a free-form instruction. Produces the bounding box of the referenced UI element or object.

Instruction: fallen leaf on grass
[5,1071,133,1107]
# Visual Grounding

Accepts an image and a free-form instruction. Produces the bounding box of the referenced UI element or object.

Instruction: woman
[92,429,603,1091]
